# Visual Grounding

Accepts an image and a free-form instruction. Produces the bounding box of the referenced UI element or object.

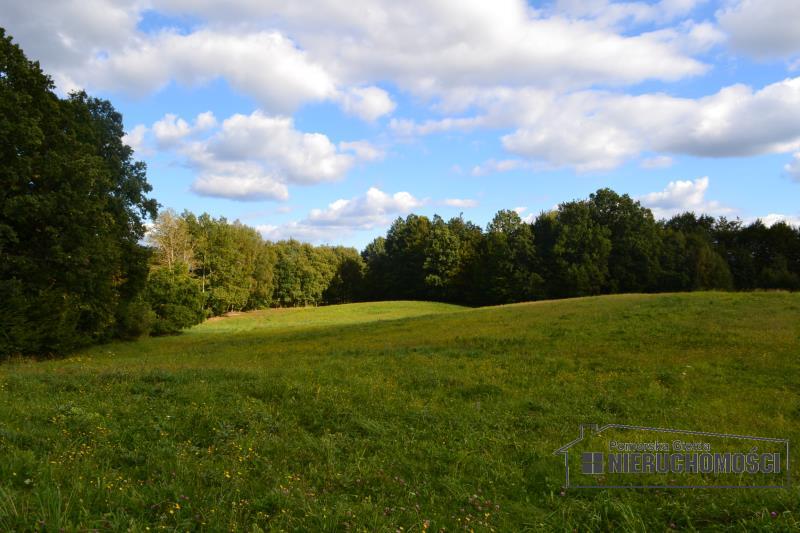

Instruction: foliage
[361,197,800,304]
[145,264,205,335]
[0,29,157,358]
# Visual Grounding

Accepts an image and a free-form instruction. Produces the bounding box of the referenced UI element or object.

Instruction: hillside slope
[1,293,799,530]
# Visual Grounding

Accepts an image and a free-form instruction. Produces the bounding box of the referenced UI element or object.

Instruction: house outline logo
[554,423,790,489]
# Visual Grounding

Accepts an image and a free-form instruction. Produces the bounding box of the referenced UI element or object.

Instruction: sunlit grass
[1,292,798,530]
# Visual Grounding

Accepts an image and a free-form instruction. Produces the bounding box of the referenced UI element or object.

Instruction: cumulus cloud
[256,221,342,243]
[717,0,800,59]
[142,110,379,201]
[638,176,735,219]
[122,124,149,155]
[756,213,800,228]
[389,76,800,171]
[0,0,140,91]
[79,30,337,112]
[192,171,289,202]
[339,86,396,121]
[256,187,424,242]
[6,0,796,176]
[151,111,218,149]
[784,152,800,182]
[3,0,709,110]
[443,198,479,208]
[307,187,424,227]
[500,77,800,171]
[204,112,354,184]
[152,114,192,148]
[512,206,536,223]
[386,75,800,172]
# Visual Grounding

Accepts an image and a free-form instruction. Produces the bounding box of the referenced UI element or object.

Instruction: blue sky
[2,0,799,249]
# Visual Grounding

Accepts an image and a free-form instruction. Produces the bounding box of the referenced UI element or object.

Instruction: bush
[115,298,156,340]
[145,265,205,335]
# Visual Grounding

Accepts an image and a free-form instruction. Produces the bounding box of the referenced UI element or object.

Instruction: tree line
[144,190,800,339]
[359,190,800,306]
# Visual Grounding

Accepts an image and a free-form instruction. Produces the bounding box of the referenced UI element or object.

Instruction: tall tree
[0,30,157,356]
[586,189,661,293]
[479,210,542,304]
[148,209,195,270]
[549,201,612,297]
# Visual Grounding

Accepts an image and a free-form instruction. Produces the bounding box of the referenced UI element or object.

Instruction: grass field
[1,293,799,531]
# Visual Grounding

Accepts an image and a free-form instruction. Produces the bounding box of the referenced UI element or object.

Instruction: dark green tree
[479,210,543,304]
[0,29,157,357]
[549,201,612,297]
[587,189,661,293]
[146,264,205,335]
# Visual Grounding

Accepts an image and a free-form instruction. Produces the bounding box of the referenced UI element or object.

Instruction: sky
[2,0,799,249]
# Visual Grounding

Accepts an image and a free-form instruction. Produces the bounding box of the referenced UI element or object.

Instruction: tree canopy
[0,29,157,356]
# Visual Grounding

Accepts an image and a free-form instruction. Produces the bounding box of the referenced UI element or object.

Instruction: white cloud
[144,110,379,201]
[683,21,726,53]
[443,198,479,208]
[470,159,528,176]
[503,113,639,171]
[717,0,800,58]
[638,176,735,219]
[512,207,537,223]
[122,124,149,155]
[192,172,289,202]
[256,187,424,243]
[641,155,674,169]
[194,111,218,131]
[3,0,708,110]
[7,1,797,177]
[388,75,800,172]
[784,152,800,182]
[500,77,800,171]
[80,29,337,112]
[757,213,800,228]
[339,86,396,121]
[307,187,424,227]
[205,111,354,184]
[339,140,385,161]
[0,0,140,91]
[256,222,343,243]
[155,1,706,92]
[151,111,218,148]
[152,113,192,148]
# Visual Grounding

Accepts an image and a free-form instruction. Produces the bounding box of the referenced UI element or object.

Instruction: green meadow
[1,292,799,531]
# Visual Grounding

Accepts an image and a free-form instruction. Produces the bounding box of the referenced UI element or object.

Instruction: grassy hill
[1,293,799,530]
